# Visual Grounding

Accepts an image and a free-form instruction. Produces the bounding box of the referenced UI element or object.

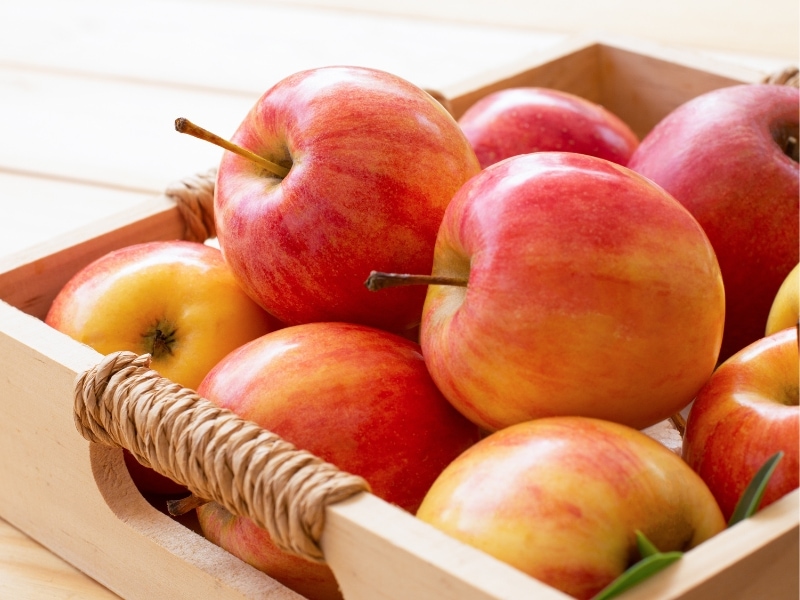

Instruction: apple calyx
[141,320,178,360]
[364,270,468,292]
[174,118,290,179]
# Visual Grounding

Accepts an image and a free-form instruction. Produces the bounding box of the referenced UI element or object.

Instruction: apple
[193,321,483,600]
[766,263,799,336]
[416,416,727,600]
[627,83,799,361]
[45,240,278,495]
[203,66,480,337]
[417,151,724,432]
[682,326,799,522]
[458,87,639,169]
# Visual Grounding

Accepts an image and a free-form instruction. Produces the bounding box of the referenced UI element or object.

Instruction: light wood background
[1,1,797,598]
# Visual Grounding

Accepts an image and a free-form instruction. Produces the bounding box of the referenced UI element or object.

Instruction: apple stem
[166,492,210,516]
[364,271,468,292]
[175,118,290,179]
[669,412,686,437]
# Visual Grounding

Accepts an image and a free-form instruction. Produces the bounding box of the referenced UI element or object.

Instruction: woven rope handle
[73,351,370,563]
[165,167,217,242]
[763,66,799,87]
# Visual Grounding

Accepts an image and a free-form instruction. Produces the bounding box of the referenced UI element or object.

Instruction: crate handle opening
[73,350,371,564]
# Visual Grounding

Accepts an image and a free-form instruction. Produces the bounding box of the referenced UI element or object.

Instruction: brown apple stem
[174,118,290,178]
[364,271,468,292]
[670,412,687,437]
[166,492,210,517]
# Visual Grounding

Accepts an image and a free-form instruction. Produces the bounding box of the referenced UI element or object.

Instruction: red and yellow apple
[213,66,481,336]
[416,416,727,600]
[420,151,725,432]
[194,321,483,600]
[766,263,799,336]
[458,87,639,169]
[45,240,278,495]
[682,326,799,521]
[627,83,799,361]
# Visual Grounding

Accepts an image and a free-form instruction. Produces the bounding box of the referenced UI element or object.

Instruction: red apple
[458,87,639,169]
[193,322,483,600]
[416,416,727,600]
[682,326,799,522]
[213,66,480,337]
[45,240,278,495]
[627,83,799,361]
[419,151,725,432]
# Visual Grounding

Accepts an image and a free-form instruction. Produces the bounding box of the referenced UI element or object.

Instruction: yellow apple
[46,240,278,390]
[765,263,799,336]
[416,416,726,600]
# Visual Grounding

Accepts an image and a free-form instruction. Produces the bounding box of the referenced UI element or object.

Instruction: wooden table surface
[1,1,797,598]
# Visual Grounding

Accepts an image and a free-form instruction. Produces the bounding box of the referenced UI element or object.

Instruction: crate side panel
[597,44,758,138]
[446,42,603,119]
[0,303,296,600]
[618,489,800,599]
[0,198,184,320]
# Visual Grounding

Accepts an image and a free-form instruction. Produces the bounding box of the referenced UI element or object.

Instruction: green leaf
[728,451,784,527]
[635,530,660,558]
[593,551,683,600]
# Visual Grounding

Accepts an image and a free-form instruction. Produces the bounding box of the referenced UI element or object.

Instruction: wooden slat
[0,195,185,320]
[255,0,800,60]
[0,172,156,258]
[0,517,119,600]
[0,65,250,191]
[0,0,566,95]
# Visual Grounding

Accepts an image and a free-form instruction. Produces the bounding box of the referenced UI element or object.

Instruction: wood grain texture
[0,0,565,95]
[0,517,120,599]
[261,0,800,60]
[0,196,184,320]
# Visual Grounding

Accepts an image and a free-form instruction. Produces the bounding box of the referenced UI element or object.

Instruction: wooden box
[1,36,797,600]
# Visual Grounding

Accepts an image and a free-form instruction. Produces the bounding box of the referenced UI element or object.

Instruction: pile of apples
[45,65,799,600]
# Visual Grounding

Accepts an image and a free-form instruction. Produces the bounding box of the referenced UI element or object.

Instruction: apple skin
[420,151,725,432]
[416,416,727,600]
[766,263,799,336]
[45,240,278,495]
[215,66,481,336]
[627,84,799,361]
[193,322,483,600]
[458,87,639,169]
[682,326,799,522]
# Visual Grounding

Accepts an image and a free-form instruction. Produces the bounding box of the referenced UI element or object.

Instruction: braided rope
[73,351,370,563]
[164,167,217,242]
[762,66,799,87]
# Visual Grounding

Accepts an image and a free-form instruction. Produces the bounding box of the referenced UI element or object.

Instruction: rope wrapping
[73,351,370,563]
[762,66,800,87]
[164,167,217,242]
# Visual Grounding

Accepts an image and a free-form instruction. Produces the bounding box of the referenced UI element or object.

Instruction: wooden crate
[0,36,797,600]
